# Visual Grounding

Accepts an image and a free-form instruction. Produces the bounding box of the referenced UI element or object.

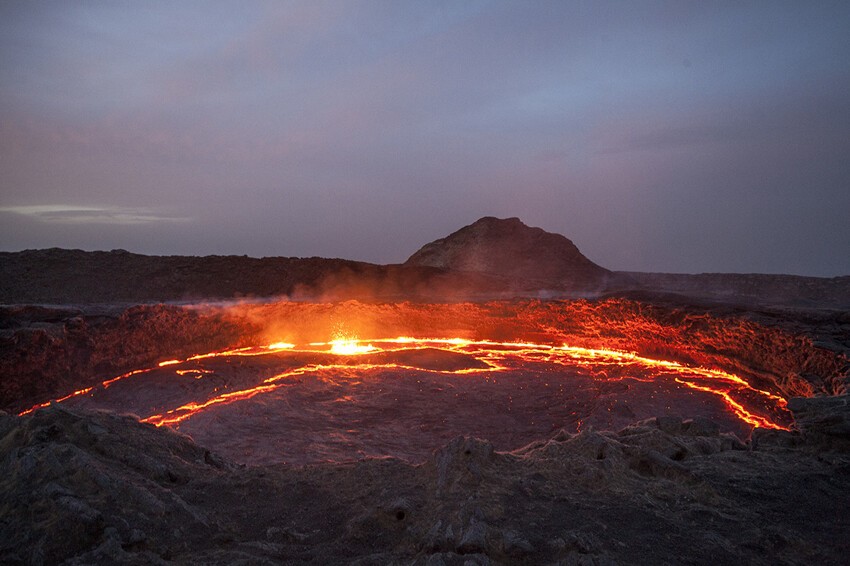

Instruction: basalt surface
[1,400,848,565]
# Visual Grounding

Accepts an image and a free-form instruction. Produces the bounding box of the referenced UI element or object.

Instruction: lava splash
[21,336,791,465]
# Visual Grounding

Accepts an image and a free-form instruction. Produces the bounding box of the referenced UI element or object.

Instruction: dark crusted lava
[1,400,848,565]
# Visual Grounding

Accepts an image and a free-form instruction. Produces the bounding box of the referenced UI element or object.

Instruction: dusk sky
[1,1,849,276]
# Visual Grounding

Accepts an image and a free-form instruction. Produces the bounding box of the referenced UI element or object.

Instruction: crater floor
[50,338,792,465]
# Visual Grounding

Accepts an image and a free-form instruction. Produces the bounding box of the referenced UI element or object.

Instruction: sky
[1,1,849,276]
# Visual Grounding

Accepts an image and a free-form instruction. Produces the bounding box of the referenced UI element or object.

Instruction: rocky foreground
[1,397,849,566]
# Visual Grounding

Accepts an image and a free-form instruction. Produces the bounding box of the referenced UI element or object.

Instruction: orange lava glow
[18,387,94,416]
[327,338,376,355]
[19,336,791,432]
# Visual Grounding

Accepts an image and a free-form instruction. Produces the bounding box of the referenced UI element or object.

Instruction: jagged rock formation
[405,217,616,291]
[784,395,850,450]
[1,402,848,565]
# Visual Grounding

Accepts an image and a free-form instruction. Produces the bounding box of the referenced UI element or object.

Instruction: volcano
[1,218,849,565]
[405,216,616,291]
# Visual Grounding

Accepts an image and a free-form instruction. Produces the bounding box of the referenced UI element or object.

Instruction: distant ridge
[2,219,847,306]
[404,216,614,290]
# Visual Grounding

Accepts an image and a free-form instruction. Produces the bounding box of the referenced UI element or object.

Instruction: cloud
[0,205,191,225]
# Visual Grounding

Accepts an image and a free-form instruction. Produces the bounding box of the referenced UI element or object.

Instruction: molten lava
[326,338,376,355]
[21,336,791,439]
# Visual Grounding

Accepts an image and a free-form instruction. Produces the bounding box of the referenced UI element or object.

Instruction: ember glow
[326,338,376,356]
[21,336,791,439]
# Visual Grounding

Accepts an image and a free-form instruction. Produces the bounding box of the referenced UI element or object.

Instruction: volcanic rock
[621,271,850,309]
[2,404,849,564]
[787,395,850,449]
[405,217,616,291]
[0,248,397,303]
[2,220,849,564]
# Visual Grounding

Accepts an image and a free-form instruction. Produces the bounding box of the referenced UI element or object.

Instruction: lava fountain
[19,302,797,466]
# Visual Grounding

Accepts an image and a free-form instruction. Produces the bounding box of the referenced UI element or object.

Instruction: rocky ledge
[1,396,848,565]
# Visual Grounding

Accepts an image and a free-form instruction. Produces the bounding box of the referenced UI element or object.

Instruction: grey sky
[1,1,849,275]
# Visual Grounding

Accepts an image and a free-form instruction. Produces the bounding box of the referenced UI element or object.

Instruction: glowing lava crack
[19,336,792,465]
